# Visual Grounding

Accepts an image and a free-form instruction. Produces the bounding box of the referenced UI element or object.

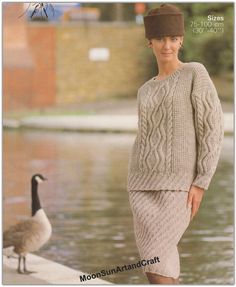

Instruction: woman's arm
[190,63,224,191]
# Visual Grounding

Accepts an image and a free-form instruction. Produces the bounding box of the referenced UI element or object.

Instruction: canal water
[3,130,234,284]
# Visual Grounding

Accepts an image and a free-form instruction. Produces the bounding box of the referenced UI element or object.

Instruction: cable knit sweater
[127,62,224,192]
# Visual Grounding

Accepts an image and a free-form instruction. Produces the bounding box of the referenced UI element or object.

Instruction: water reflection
[3,130,234,284]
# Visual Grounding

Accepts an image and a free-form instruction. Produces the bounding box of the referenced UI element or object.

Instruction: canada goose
[3,174,52,274]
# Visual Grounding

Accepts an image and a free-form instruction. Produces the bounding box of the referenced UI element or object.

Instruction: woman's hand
[187,185,205,221]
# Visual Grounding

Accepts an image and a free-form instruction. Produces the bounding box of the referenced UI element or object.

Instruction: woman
[127,3,224,284]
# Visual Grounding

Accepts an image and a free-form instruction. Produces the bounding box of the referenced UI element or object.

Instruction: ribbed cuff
[192,173,213,190]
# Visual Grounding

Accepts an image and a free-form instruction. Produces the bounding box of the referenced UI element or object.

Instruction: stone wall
[3,3,151,111]
[56,22,148,105]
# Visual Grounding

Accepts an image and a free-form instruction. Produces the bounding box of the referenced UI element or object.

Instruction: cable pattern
[191,64,224,188]
[127,62,224,191]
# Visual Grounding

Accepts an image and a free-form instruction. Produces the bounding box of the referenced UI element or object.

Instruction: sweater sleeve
[190,63,224,191]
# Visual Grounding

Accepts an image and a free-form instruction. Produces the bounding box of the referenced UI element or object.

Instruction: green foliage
[201,37,233,74]
[144,3,234,75]
[81,3,135,21]
[182,3,233,74]
[80,3,233,75]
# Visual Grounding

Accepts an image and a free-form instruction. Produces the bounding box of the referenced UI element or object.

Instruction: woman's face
[149,36,183,63]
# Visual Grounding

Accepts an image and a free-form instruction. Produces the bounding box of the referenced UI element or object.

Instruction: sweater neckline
[152,62,188,83]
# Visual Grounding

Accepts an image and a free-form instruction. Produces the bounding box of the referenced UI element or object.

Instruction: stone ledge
[3,113,233,133]
[3,254,112,285]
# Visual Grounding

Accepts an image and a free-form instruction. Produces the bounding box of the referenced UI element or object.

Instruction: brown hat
[143,4,185,39]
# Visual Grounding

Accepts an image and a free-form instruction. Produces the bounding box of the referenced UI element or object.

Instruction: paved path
[3,113,233,133]
[3,254,112,285]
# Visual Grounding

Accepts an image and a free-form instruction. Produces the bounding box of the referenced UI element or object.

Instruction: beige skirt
[128,190,192,279]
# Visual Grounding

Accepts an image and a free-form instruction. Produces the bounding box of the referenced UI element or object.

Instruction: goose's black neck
[31,181,41,216]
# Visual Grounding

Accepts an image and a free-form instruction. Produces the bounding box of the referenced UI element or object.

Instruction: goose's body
[4,209,52,255]
[3,174,52,274]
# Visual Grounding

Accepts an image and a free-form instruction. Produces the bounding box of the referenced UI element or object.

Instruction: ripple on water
[4,131,234,284]
[200,236,233,242]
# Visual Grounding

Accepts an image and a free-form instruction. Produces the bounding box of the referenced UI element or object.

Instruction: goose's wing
[3,218,41,248]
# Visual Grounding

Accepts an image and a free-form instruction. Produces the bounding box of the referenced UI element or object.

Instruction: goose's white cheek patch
[35,176,44,184]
